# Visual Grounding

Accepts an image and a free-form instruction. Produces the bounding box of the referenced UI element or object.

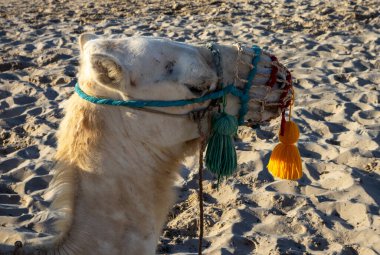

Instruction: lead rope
[197,117,206,255]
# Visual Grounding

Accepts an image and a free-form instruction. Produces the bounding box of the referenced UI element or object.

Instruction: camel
[3,34,292,254]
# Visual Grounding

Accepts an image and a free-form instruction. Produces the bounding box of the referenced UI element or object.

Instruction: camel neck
[54,104,193,254]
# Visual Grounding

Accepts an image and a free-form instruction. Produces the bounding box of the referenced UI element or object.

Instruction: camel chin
[7,35,291,255]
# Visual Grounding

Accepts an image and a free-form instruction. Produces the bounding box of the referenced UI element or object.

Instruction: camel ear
[90,54,124,87]
[79,33,99,52]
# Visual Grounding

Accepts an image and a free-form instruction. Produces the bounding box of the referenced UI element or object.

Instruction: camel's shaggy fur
[43,96,199,254]
[23,34,287,254]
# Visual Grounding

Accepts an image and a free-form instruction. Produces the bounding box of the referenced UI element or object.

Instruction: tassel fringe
[205,112,238,179]
[268,120,302,180]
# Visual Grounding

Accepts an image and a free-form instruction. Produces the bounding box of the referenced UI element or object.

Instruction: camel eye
[165,61,176,75]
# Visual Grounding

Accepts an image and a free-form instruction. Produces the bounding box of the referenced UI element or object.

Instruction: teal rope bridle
[75,45,261,125]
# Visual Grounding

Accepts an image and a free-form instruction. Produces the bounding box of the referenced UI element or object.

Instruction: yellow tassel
[267,120,302,180]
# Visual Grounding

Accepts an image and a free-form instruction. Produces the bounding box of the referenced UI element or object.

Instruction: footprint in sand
[17,145,40,159]
[319,170,355,191]
[13,95,36,105]
[4,166,35,183]
[0,205,28,217]
[354,110,380,125]
[336,202,370,227]
[0,193,21,206]
[0,73,19,81]
[307,235,329,251]
[0,105,28,119]
[24,175,52,194]
[276,237,306,254]
[0,158,22,174]
[26,107,43,116]
[0,90,11,100]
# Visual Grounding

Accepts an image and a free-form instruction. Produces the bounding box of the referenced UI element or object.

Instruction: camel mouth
[184,83,213,97]
[188,86,204,96]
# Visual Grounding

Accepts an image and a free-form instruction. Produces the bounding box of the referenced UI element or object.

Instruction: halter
[75,44,262,125]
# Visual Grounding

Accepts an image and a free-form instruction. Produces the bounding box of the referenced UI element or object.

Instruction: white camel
[3,34,291,254]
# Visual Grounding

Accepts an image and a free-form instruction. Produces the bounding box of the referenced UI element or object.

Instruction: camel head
[77,34,292,146]
[78,34,218,105]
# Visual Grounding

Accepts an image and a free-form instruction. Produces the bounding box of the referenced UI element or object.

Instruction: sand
[0,0,379,254]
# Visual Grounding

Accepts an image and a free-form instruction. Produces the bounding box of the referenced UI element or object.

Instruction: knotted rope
[196,117,206,255]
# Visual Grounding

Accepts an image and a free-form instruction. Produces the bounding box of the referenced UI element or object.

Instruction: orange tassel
[267,120,302,180]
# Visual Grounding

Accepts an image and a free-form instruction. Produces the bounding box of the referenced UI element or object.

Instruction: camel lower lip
[186,84,204,96]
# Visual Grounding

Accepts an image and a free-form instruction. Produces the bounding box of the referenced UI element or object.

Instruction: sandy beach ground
[0,0,379,254]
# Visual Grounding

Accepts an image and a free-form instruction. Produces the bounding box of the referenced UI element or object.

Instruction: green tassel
[205,112,238,180]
